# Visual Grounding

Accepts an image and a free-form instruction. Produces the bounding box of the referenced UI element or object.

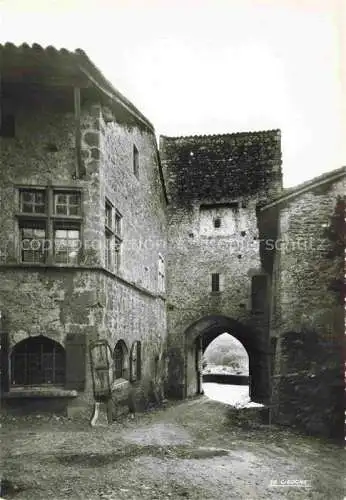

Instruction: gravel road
[1,396,344,499]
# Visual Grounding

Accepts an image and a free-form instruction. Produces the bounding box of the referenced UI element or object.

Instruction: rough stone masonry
[0,42,344,441]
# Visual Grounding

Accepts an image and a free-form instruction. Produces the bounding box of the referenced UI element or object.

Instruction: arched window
[113,340,129,379]
[11,336,65,386]
[130,341,142,382]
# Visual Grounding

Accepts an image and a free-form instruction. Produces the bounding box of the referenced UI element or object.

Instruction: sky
[0,0,344,187]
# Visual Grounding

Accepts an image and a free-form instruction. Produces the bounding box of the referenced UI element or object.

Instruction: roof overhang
[0,42,155,133]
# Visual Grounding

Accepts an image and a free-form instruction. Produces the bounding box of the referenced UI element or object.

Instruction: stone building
[264,167,345,439]
[0,43,167,417]
[0,43,344,440]
[160,131,282,404]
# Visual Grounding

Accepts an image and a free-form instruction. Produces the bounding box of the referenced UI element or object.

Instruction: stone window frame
[158,253,165,293]
[16,185,83,266]
[104,197,122,273]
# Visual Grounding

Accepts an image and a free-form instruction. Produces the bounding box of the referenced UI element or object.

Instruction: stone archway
[184,315,270,404]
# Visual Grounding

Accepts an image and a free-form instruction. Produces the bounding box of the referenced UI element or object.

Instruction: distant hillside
[203,333,248,374]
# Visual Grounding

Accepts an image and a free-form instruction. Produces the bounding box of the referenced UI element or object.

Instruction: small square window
[214,217,222,228]
[20,190,46,214]
[54,191,81,216]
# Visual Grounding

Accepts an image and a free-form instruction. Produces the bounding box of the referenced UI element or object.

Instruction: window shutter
[136,341,142,381]
[129,342,137,382]
[130,341,141,382]
[0,330,9,393]
[219,274,225,292]
[65,333,86,391]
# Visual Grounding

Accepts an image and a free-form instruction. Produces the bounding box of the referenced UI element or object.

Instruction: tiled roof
[0,42,154,132]
[160,129,281,141]
[260,165,346,211]
[160,129,281,167]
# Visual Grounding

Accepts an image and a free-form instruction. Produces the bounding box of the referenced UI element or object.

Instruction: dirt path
[1,397,344,499]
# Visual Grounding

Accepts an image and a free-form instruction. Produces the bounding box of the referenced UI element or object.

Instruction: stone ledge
[3,387,78,399]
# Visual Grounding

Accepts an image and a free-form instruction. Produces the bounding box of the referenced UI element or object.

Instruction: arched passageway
[202,333,250,406]
[184,315,270,404]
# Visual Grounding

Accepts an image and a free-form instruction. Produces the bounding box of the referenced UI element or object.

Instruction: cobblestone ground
[1,397,344,499]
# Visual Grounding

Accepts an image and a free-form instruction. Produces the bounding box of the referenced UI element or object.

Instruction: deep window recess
[113,340,128,379]
[104,198,122,272]
[211,273,220,292]
[11,336,65,386]
[133,145,139,178]
[17,187,82,265]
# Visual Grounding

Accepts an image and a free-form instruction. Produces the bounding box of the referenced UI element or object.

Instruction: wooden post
[90,401,100,427]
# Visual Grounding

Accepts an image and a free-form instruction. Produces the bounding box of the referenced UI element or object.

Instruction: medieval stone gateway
[0,42,344,441]
[183,315,271,404]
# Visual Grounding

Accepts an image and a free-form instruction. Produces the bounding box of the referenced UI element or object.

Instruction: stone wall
[269,170,345,440]
[98,108,168,413]
[0,97,101,265]
[100,110,167,291]
[160,131,282,399]
[160,130,282,206]
[0,87,168,417]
